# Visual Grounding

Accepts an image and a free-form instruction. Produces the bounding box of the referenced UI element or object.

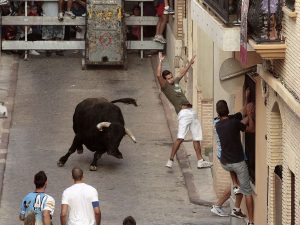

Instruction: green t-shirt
[161,77,190,114]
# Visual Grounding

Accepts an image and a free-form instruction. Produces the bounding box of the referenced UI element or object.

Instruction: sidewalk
[150,55,246,225]
[0,53,19,200]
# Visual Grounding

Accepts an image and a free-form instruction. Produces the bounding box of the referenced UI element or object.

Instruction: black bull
[57,97,137,171]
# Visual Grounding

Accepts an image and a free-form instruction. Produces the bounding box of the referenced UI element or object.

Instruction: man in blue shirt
[19,171,55,225]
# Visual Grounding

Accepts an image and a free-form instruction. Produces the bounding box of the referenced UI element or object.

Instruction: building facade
[166,0,300,224]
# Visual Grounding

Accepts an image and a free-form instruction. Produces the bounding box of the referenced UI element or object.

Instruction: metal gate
[0,0,163,60]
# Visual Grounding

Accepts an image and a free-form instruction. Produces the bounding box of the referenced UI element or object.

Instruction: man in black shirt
[215,100,254,225]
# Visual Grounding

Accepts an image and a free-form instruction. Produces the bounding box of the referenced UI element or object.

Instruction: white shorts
[177,108,202,141]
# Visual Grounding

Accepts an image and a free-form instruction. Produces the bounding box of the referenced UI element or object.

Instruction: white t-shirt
[62,183,100,225]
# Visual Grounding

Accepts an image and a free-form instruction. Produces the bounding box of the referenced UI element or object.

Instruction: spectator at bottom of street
[60,167,101,225]
[19,171,55,225]
[123,216,136,225]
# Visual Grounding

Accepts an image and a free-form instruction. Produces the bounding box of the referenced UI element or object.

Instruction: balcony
[247,0,286,59]
[191,0,240,51]
[193,0,286,58]
[202,0,241,25]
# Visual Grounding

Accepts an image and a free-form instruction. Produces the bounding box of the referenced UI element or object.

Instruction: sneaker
[154,35,167,44]
[163,7,175,15]
[165,159,173,168]
[58,12,64,21]
[197,159,213,169]
[233,186,241,195]
[231,208,246,219]
[29,50,40,56]
[153,35,159,42]
[210,205,228,217]
[0,0,8,5]
[65,11,76,19]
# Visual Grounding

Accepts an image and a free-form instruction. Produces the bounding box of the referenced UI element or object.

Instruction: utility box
[82,0,127,69]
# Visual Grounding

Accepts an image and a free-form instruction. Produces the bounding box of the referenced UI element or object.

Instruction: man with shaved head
[60,167,101,225]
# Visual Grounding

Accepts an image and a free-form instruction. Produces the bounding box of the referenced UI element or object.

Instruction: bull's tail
[111,98,138,106]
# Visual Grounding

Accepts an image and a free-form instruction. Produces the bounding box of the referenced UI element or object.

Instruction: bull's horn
[96,122,111,131]
[125,128,137,143]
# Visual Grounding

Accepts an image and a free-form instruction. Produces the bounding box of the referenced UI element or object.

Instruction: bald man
[60,167,101,225]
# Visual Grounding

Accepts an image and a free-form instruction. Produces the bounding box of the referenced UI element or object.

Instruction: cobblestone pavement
[0,53,229,225]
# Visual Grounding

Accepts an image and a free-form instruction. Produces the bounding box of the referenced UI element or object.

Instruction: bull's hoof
[89,165,97,171]
[114,153,123,159]
[109,151,123,159]
[57,161,65,167]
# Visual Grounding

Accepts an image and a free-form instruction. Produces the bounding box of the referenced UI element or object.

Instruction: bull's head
[96,122,136,143]
[96,122,136,157]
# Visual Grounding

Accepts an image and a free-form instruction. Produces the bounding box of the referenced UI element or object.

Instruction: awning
[219,58,257,81]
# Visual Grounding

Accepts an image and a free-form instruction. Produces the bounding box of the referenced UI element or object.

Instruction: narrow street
[0,54,229,225]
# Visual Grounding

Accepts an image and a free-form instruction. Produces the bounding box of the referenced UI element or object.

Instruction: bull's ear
[96,122,111,131]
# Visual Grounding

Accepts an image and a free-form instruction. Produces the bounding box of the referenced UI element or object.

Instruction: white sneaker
[210,205,229,217]
[29,50,40,56]
[153,35,167,44]
[0,0,8,5]
[233,186,242,195]
[197,159,212,169]
[165,159,173,168]
[65,11,76,19]
[58,12,64,21]
[153,35,159,41]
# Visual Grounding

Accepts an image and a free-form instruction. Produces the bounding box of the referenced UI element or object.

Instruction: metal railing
[1,0,86,59]
[203,0,241,24]
[125,0,164,58]
[248,0,284,43]
[1,0,163,59]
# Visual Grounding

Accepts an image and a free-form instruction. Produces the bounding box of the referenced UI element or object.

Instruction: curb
[150,55,213,206]
[0,55,19,204]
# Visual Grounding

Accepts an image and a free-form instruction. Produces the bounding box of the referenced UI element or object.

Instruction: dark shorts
[156,3,164,17]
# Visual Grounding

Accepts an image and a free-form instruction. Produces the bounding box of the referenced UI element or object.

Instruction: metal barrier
[125,0,164,58]
[1,0,163,59]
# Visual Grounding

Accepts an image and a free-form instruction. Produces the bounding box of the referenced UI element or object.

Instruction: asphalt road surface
[0,54,229,225]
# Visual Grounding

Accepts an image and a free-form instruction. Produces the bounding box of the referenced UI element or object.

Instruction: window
[291,171,295,224]
[274,165,282,225]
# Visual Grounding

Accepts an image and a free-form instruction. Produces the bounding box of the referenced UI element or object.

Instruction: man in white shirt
[60,167,101,225]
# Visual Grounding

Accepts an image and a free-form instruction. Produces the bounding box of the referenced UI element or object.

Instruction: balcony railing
[203,0,241,25]
[248,0,286,59]
[248,0,284,43]
[202,0,284,44]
